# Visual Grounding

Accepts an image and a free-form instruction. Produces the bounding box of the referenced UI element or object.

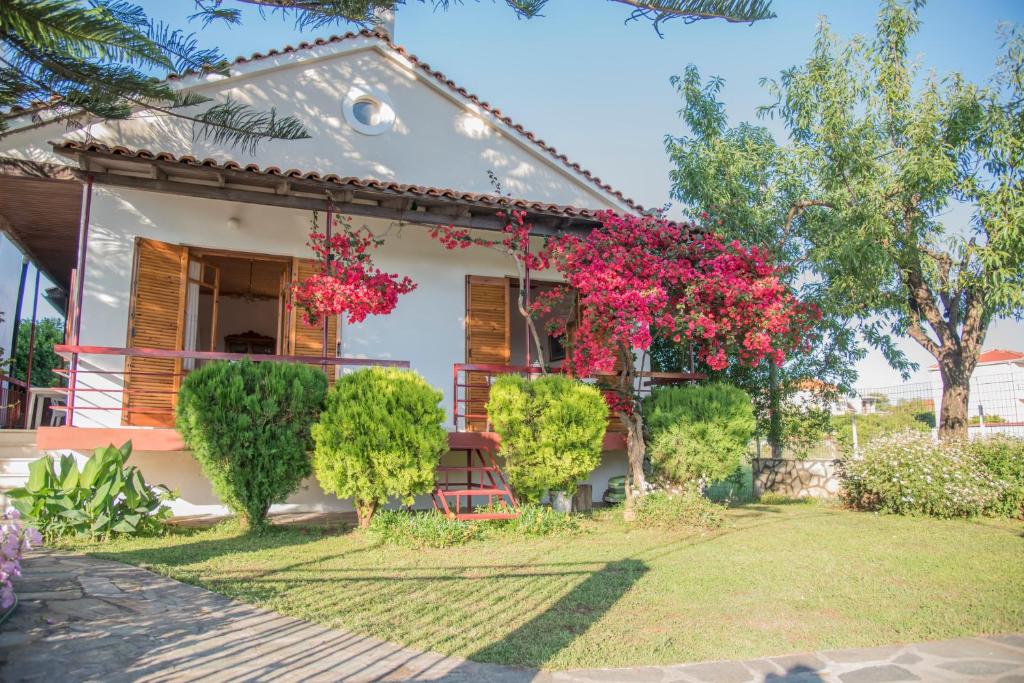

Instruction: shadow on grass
[86,522,333,570]
[417,558,650,675]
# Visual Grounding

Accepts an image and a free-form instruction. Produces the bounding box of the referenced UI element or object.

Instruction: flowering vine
[292,212,416,327]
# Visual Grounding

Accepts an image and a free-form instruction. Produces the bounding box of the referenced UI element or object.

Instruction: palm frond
[0,0,171,70]
[190,97,312,155]
[610,0,775,35]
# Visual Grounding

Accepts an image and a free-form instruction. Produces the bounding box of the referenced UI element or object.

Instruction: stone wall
[752,458,841,499]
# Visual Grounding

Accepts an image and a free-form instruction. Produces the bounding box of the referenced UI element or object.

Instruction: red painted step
[432,447,520,521]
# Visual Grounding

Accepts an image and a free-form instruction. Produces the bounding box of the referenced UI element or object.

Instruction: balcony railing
[0,374,27,429]
[452,363,705,432]
[52,345,409,428]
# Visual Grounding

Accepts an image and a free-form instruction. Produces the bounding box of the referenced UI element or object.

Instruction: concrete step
[0,429,37,448]
[0,430,43,496]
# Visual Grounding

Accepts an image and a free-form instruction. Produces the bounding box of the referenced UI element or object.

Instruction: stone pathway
[2,550,1022,682]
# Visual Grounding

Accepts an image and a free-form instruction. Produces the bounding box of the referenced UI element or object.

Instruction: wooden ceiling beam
[63,152,596,236]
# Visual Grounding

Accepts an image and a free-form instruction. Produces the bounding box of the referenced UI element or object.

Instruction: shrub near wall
[642,383,755,490]
[487,374,608,503]
[312,368,447,528]
[177,360,327,530]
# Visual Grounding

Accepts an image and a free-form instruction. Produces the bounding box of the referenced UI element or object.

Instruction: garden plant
[487,374,608,504]
[7,442,174,539]
[643,383,756,491]
[1,508,42,615]
[176,360,327,530]
[841,430,1023,518]
[312,367,447,528]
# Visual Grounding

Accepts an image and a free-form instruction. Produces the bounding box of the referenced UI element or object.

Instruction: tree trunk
[768,359,783,458]
[620,410,647,521]
[355,499,377,529]
[938,363,970,440]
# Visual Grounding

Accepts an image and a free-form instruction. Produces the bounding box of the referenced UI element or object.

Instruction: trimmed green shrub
[177,360,327,530]
[642,383,755,489]
[312,368,447,528]
[970,436,1024,518]
[487,374,608,502]
[840,430,1007,518]
[369,510,481,548]
[8,441,174,540]
[633,490,724,529]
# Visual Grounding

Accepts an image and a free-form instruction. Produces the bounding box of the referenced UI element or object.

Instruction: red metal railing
[0,374,27,429]
[451,363,705,432]
[51,345,410,427]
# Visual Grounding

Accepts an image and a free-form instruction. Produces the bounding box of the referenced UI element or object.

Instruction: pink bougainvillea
[292,213,416,327]
[539,210,814,380]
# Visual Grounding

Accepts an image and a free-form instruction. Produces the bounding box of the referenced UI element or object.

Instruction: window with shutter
[123,238,188,427]
[288,257,339,380]
[465,276,510,431]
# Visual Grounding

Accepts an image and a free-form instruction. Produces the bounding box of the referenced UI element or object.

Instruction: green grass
[64,503,1024,669]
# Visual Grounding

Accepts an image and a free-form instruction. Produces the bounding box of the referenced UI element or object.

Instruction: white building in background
[930,349,1024,433]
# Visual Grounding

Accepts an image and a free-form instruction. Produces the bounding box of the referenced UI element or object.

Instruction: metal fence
[851,372,1024,441]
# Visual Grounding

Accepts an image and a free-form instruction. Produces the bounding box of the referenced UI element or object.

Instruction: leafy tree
[1,1,774,147]
[311,367,447,528]
[12,317,64,387]
[0,0,308,152]
[758,0,1024,439]
[664,65,879,456]
[176,360,327,529]
[487,374,607,502]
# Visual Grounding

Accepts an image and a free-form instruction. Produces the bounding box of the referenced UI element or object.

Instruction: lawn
[67,502,1024,669]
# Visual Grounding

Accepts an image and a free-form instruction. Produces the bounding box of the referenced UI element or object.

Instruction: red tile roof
[54,140,622,221]
[9,29,642,212]
[929,348,1024,369]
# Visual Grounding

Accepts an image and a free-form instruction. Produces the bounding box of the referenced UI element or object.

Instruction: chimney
[373,8,395,39]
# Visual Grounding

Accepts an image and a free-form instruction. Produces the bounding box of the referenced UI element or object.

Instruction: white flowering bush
[840,430,1007,518]
[2,508,42,610]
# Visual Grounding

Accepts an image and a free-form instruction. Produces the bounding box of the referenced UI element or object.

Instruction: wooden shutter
[123,238,188,427]
[289,257,339,379]
[465,276,510,431]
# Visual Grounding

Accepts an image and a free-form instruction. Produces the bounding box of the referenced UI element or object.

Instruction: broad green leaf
[25,456,52,493]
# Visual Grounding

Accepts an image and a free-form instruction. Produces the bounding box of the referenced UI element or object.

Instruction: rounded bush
[176,360,328,529]
[311,367,447,527]
[487,374,608,502]
[642,383,755,489]
[840,430,1007,518]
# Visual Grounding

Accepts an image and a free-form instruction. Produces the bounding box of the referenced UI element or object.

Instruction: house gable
[3,31,635,213]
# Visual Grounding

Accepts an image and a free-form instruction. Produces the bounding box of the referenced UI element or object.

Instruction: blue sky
[18,0,1024,386]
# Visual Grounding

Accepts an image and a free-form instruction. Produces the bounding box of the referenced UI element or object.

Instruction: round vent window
[352,99,381,127]
[343,87,395,136]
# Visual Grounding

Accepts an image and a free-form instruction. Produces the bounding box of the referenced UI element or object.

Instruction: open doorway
[183,251,291,362]
[509,280,575,370]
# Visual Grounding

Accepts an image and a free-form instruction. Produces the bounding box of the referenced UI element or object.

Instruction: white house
[929,349,1024,435]
[0,28,644,516]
